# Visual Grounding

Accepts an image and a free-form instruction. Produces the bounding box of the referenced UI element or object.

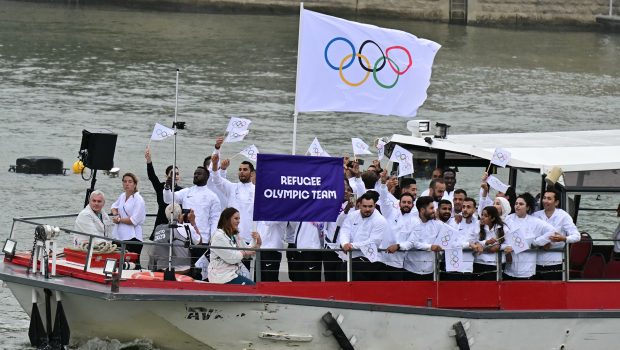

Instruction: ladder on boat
[449,0,468,25]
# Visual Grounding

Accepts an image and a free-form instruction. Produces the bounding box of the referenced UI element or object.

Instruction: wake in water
[73,338,157,350]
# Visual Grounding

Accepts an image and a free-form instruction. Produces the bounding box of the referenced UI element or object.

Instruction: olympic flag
[491,148,512,168]
[307,137,330,157]
[351,138,373,155]
[239,144,259,162]
[295,9,441,117]
[389,144,414,177]
[225,117,252,143]
[150,123,175,141]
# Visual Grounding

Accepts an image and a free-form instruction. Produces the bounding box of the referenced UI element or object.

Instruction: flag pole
[166,68,180,278]
[292,2,304,155]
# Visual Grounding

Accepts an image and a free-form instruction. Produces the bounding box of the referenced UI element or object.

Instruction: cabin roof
[389,129,620,173]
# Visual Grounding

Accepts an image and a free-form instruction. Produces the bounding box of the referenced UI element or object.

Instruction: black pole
[83,169,98,208]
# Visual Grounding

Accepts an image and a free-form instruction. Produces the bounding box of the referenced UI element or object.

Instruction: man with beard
[164,167,221,244]
[420,168,444,197]
[340,192,387,281]
[428,179,447,209]
[210,154,255,244]
[443,197,480,280]
[442,168,457,202]
[402,196,443,280]
[381,193,417,280]
[436,200,453,223]
[533,189,581,280]
[452,189,467,218]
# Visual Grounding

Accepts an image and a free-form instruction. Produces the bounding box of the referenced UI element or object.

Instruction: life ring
[130,271,194,282]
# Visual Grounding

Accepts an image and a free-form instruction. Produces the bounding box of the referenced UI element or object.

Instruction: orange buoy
[130,271,194,282]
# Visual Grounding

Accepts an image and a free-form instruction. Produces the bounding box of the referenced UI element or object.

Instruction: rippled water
[0,1,619,348]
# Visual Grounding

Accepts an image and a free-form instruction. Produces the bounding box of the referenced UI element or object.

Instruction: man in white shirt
[164,166,221,244]
[436,200,452,223]
[340,192,388,281]
[74,190,112,247]
[210,154,255,243]
[452,189,467,218]
[382,193,417,280]
[401,196,443,280]
[532,189,581,280]
[443,197,480,280]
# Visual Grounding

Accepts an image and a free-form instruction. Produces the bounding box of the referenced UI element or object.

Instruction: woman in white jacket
[208,207,261,285]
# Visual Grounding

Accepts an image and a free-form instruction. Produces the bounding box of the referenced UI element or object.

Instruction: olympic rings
[325,37,355,70]
[358,40,385,72]
[324,37,413,89]
[394,151,407,161]
[440,234,451,246]
[339,54,371,87]
[232,121,248,128]
[156,129,171,138]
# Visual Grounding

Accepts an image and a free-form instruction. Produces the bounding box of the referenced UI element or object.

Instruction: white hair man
[74,190,112,247]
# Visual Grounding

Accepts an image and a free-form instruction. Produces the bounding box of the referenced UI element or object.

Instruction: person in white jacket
[74,190,112,247]
[111,173,146,254]
[208,207,261,285]
[340,192,387,281]
[533,189,581,280]
[503,193,556,280]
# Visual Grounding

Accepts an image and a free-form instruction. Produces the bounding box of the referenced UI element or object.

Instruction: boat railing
[5,216,616,286]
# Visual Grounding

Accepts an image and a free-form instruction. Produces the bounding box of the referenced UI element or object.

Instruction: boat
[1,126,620,350]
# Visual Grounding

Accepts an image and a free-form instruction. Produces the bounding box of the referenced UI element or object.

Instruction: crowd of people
[73,137,588,284]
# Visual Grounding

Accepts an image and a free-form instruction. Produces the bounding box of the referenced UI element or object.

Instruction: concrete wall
[468,0,620,26]
[96,0,619,26]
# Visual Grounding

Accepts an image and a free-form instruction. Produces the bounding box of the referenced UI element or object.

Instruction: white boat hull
[6,281,620,350]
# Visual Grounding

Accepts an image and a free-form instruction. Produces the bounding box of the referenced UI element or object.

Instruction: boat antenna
[164,69,180,281]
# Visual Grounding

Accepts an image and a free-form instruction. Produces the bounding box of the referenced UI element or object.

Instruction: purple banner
[253,154,344,222]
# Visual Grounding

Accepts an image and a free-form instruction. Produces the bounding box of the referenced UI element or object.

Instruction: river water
[0,1,619,349]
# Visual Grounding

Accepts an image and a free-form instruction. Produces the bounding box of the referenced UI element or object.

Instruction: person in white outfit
[208,207,261,285]
[382,192,417,280]
[111,173,146,254]
[533,189,581,280]
[340,192,388,281]
[473,205,510,280]
[210,153,255,244]
[163,166,221,244]
[74,190,112,247]
[503,193,556,280]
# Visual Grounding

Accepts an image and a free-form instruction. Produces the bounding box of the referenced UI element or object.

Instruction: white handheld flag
[445,248,465,272]
[398,161,414,177]
[389,144,412,163]
[358,242,380,263]
[376,139,387,161]
[226,117,252,132]
[351,138,373,155]
[487,175,510,193]
[491,148,512,168]
[433,223,459,249]
[239,144,259,161]
[506,227,530,255]
[307,137,330,157]
[224,129,249,143]
[150,123,175,141]
[295,9,441,117]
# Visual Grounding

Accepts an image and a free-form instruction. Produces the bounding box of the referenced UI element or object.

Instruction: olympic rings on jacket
[324,37,413,89]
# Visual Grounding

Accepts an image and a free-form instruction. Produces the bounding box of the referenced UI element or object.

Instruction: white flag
[226,117,252,132]
[239,144,259,161]
[376,139,387,161]
[351,138,373,155]
[358,242,380,263]
[491,148,512,168]
[445,248,465,272]
[505,226,530,255]
[433,223,459,249]
[487,175,510,193]
[389,144,412,164]
[150,123,175,141]
[307,137,330,157]
[224,129,249,143]
[398,161,414,177]
[295,9,441,117]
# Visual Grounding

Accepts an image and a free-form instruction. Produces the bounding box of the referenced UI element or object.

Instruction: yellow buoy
[72,160,85,174]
